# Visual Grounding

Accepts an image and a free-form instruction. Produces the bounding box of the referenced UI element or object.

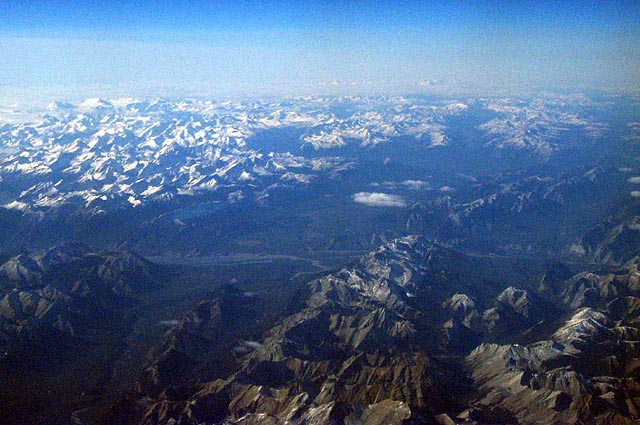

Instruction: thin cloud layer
[401,180,430,190]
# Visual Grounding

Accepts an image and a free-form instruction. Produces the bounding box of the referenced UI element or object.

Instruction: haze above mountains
[2,1,639,100]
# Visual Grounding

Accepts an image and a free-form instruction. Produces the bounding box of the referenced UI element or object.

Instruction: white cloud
[352,192,406,207]
[628,176,640,184]
[369,180,430,190]
[631,191,640,197]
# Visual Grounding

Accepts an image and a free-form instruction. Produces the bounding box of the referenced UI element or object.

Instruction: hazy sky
[1,0,639,100]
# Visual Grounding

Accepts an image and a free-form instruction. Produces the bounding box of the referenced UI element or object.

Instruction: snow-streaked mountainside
[0,95,606,212]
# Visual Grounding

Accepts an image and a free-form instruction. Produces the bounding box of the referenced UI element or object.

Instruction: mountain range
[0,92,639,423]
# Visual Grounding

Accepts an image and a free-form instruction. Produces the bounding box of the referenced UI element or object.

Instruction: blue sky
[0,1,639,100]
